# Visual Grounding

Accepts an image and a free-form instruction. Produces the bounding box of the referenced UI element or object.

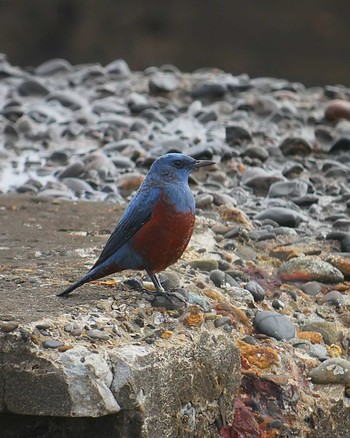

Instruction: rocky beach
[1,54,350,437]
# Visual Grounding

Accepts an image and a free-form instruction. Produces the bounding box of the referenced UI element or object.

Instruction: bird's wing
[90,184,162,269]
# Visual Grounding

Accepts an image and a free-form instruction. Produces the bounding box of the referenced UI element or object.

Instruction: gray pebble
[187,292,212,312]
[254,310,295,341]
[309,344,329,361]
[319,290,345,306]
[158,272,181,291]
[36,58,72,75]
[87,329,110,341]
[214,317,233,328]
[149,73,179,92]
[188,259,219,272]
[17,79,49,97]
[300,282,322,296]
[279,137,313,156]
[255,207,307,227]
[195,193,214,208]
[42,339,64,349]
[245,281,265,302]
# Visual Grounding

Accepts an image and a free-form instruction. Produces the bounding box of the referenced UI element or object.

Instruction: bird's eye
[173,160,183,168]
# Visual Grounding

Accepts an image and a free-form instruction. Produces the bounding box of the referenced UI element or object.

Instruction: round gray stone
[254,310,295,341]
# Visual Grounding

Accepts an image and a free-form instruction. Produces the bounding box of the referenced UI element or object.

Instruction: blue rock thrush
[58,153,214,297]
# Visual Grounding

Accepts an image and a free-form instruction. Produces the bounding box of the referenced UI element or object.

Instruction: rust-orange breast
[131,196,195,273]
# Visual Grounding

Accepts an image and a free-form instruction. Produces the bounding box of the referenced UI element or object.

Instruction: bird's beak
[190,159,215,170]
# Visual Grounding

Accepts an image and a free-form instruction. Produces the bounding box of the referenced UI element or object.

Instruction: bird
[58,153,214,297]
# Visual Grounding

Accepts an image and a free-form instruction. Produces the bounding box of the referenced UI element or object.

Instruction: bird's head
[148,153,215,183]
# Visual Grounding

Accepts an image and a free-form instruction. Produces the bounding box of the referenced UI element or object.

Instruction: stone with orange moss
[219,206,253,229]
[298,331,323,344]
[238,340,280,369]
[278,257,344,283]
[326,254,350,279]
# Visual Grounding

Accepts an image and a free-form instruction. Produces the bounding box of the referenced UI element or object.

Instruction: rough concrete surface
[0,195,241,437]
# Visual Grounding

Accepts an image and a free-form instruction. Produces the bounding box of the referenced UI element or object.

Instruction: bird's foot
[148,288,189,310]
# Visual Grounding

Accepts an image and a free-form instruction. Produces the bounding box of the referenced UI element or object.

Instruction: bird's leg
[146,269,165,294]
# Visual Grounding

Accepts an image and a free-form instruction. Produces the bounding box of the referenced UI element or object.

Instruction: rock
[255,207,307,227]
[324,99,350,121]
[191,82,227,99]
[241,168,284,193]
[319,290,345,306]
[309,358,350,384]
[301,322,340,345]
[225,125,252,145]
[308,344,329,361]
[87,329,110,341]
[188,259,219,272]
[210,270,238,288]
[300,281,323,296]
[35,58,72,75]
[245,281,265,302]
[278,257,344,283]
[105,59,130,77]
[17,79,49,97]
[253,310,296,340]
[326,231,350,252]
[158,271,181,291]
[149,73,179,92]
[267,180,309,198]
[0,321,19,333]
[326,254,350,278]
[187,292,212,312]
[42,339,64,349]
[195,193,214,208]
[279,137,313,155]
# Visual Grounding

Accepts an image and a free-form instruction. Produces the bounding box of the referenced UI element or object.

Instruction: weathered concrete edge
[0,328,241,436]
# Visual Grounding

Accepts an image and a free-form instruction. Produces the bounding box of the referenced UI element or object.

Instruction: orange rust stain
[298,331,323,344]
[238,340,280,369]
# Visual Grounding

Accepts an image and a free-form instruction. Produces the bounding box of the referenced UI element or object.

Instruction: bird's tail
[57,271,96,297]
[57,261,120,297]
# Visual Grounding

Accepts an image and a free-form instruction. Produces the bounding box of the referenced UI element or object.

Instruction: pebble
[187,292,212,312]
[188,259,219,272]
[308,344,329,361]
[149,73,179,92]
[195,193,214,208]
[326,232,350,252]
[301,322,340,345]
[245,281,265,302]
[255,207,307,227]
[319,290,345,307]
[105,59,130,78]
[35,58,72,75]
[324,99,350,121]
[300,281,323,296]
[279,137,313,155]
[86,329,110,341]
[158,272,181,291]
[309,358,350,384]
[254,310,296,341]
[191,82,227,99]
[42,339,64,349]
[0,321,19,333]
[278,257,344,283]
[209,270,238,288]
[267,180,309,199]
[17,79,49,97]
